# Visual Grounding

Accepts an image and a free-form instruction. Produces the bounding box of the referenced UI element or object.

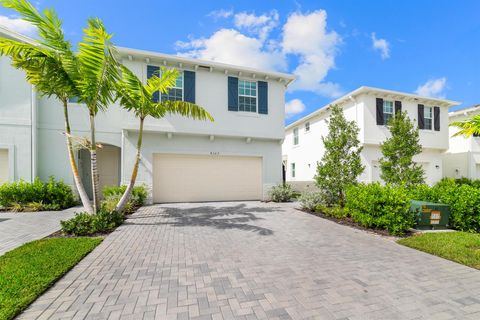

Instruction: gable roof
[285,86,461,130]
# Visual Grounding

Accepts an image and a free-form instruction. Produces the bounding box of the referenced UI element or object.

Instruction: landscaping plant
[61,210,124,236]
[0,177,76,211]
[298,191,323,211]
[380,111,424,186]
[315,104,364,206]
[345,183,414,235]
[269,183,296,202]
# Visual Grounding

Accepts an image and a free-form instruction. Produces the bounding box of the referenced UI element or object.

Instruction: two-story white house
[444,105,480,179]
[0,27,295,202]
[282,86,460,190]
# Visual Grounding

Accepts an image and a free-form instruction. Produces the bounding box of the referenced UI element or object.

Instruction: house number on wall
[210,152,220,155]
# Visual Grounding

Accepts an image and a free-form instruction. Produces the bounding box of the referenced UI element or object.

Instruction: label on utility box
[430,211,441,224]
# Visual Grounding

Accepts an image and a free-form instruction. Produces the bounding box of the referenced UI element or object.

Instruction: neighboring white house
[283,86,460,190]
[444,105,480,179]
[0,26,295,202]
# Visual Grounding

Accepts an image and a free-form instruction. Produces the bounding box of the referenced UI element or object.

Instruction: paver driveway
[20,202,480,320]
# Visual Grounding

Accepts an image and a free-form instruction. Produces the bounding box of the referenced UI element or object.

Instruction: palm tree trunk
[63,99,93,213]
[115,117,144,213]
[89,112,100,213]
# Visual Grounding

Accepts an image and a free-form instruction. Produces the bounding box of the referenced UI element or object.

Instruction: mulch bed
[299,208,413,238]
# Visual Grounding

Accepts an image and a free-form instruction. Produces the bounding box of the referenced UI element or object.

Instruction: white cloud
[234,10,279,40]
[207,9,233,20]
[177,9,342,98]
[415,77,447,98]
[175,29,285,71]
[282,10,342,98]
[285,99,305,118]
[0,15,36,35]
[371,33,390,59]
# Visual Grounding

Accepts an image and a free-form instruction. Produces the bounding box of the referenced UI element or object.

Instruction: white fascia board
[117,46,296,86]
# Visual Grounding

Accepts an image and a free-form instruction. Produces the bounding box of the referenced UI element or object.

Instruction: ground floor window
[291,163,296,178]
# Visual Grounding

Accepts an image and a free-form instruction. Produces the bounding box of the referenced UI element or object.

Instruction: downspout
[31,86,37,181]
[121,129,125,185]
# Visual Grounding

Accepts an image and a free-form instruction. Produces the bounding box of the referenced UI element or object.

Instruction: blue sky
[0,0,478,125]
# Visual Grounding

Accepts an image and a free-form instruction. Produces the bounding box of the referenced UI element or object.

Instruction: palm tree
[114,66,213,213]
[0,0,93,212]
[450,115,480,137]
[73,18,120,213]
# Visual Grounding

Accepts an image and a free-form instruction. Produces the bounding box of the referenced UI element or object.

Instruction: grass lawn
[398,232,480,270]
[0,237,102,320]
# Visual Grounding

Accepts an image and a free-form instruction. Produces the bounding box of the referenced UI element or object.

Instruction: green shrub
[298,191,323,211]
[102,184,147,207]
[345,183,414,235]
[316,205,349,219]
[269,184,295,202]
[0,177,76,210]
[61,210,124,236]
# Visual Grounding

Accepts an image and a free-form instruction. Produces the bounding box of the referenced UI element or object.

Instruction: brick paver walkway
[19,202,480,319]
[0,207,78,256]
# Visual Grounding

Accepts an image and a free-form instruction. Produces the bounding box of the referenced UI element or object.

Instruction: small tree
[379,111,424,186]
[315,104,364,207]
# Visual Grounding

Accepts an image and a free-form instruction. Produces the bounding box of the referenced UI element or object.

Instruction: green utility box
[410,200,450,230]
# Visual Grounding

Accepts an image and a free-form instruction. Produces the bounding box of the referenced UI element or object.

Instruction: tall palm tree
[114,66,213,213]
[450,115,480,137]
[0,0,93,212]
[73,18,120,213]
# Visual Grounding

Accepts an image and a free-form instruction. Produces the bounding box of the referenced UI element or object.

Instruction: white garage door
[0,149,8,185]
[153,154,263,203]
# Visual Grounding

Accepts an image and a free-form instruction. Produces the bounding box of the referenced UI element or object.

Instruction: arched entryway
[79,144,121,199]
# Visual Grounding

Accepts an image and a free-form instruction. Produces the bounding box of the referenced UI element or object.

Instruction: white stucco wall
[0,56,33,182]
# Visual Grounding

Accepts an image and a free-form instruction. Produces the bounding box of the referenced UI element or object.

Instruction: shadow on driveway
[125,203,279,235]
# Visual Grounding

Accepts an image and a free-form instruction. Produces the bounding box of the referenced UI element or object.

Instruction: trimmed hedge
[0,177,76,211]
[61,210,124,236]
[345,183,414,235]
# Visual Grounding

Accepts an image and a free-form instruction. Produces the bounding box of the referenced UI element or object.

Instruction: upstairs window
[424,106,433,130]
[238,79,257,112]
[161,72,184,101]
[383,100,394,124]
[293,128,299,145]
[305,122,310,132]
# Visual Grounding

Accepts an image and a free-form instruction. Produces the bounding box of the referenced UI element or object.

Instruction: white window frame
[383,100,394,125]
[424,106,433,130]
[305,122,310,132]
[293,128,299,145]
[238,79,258,113]
[291,163,296,178]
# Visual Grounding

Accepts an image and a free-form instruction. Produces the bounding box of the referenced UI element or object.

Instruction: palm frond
[76,18,120,113]
[155,100,214,121]
[145,67,178,96]
[451,115,480,137]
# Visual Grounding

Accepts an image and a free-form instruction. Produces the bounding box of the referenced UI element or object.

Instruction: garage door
[153,154,262,203]
[0,149,8,185]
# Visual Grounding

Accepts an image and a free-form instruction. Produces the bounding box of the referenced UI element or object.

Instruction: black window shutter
[184,70,195,103]
[434,106,440,131]
[395,101,402,115]
[376,98,384,125]
[258,81,268,114]
[147,65,160,102]
[418,104,425,129]
[228,76,238,111]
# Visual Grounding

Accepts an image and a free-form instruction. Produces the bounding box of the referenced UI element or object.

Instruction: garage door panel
[153,154,262,203]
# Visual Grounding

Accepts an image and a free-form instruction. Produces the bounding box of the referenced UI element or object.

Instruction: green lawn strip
[398,232,480,270]
[0,237,102,320]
